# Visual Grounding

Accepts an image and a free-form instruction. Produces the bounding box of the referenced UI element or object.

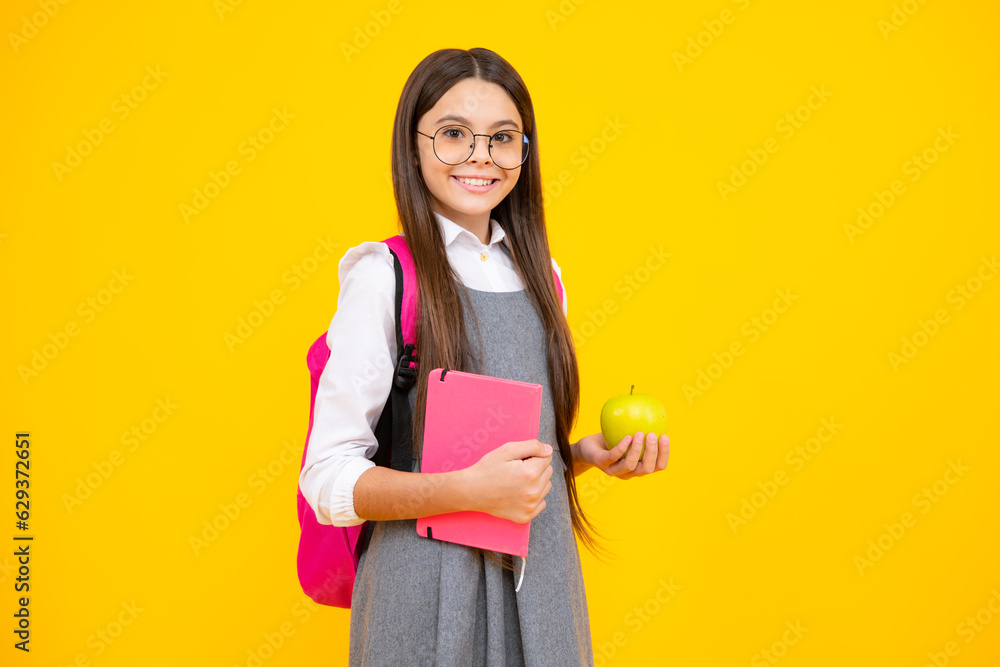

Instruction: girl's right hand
[464,440,554,523]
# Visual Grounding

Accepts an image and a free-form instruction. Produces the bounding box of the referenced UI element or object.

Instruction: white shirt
[298,211,568,527]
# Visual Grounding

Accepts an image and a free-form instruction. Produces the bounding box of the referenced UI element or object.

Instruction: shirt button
[480,252,488,261]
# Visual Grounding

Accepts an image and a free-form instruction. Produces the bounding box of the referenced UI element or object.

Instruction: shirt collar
[433,211,510,251]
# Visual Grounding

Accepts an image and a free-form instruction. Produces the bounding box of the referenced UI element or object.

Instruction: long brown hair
[391,48,612,571]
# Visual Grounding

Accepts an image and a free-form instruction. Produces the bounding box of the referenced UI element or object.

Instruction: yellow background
[3,0,998,665]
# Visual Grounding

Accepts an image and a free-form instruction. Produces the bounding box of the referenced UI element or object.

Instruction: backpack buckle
[394,343,418,390]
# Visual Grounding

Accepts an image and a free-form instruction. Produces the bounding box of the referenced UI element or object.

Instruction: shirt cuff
[326,456,377,527]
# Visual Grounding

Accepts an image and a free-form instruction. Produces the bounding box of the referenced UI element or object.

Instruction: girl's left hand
[574,432,670,480]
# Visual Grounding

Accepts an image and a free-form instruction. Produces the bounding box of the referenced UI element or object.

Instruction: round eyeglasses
[416,124,529,170]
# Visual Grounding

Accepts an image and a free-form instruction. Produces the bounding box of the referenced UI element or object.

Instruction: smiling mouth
[451,175,500,193]
[453,176,498,186]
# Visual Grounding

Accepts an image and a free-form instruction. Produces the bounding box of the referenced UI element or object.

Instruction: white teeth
[457,177,493,186]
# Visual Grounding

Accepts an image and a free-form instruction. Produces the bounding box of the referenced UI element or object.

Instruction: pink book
[416,368,543,560]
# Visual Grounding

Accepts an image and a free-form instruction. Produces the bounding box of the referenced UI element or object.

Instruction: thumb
[504,440,553,460]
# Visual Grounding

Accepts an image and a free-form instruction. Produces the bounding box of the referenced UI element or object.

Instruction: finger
[620,431,643,472]
[532,497,547,519]
[640,432,657,474]
[613,434,631,453]
[528,456,554,476]
[656,434,670,470]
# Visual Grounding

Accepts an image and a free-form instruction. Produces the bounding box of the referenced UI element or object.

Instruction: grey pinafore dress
[349,283,594,666]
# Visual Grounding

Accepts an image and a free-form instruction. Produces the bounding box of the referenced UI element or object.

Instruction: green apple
[600,385,667,460]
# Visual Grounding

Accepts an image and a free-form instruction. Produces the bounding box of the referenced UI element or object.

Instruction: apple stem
[630,384,634,395]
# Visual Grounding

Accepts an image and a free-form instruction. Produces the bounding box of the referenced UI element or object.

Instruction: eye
[441,126,467,140]
[492,131,513,144]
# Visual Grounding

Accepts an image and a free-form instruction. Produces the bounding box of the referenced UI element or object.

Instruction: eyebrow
[434,115,521,131]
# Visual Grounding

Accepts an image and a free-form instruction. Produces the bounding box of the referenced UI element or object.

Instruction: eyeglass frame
[415,124,530,170]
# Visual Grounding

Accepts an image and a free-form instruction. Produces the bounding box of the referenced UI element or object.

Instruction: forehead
[423,78,521,128]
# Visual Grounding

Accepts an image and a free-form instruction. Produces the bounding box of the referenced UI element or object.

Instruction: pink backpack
[296,234,565,607]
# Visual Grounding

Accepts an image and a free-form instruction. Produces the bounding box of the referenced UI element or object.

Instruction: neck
[436,207,491,245]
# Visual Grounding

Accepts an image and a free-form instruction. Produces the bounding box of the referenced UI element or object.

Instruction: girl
[299,47,670,666]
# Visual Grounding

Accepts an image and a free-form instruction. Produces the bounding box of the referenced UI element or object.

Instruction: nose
[468,135,493,165]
